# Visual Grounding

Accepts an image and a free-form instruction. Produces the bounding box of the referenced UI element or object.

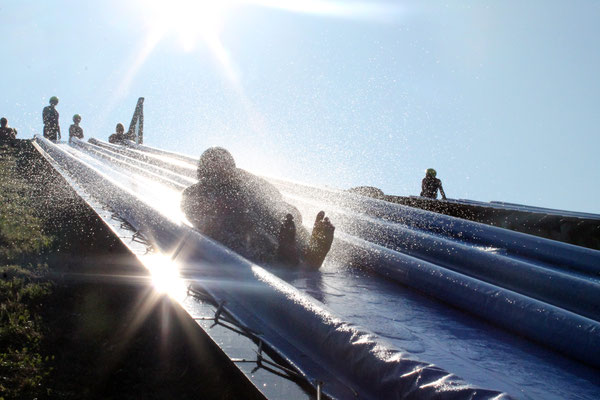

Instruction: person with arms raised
[181,147,334,268]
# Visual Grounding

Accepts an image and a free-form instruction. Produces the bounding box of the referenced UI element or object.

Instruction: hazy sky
[2,0,599,213]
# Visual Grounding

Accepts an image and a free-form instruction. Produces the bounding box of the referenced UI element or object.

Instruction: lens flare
[143,253,187,301]
[140,0,233,51]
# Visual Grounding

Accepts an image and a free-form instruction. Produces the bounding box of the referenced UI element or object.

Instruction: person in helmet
[108,123,126,144]
[181,147,335,268]
[420,168,447,200]
[43,96,61,141]
[69,114,84,142]
[0,117,17,140]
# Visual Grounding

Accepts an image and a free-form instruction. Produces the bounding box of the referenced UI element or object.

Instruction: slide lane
[58,137,597,398]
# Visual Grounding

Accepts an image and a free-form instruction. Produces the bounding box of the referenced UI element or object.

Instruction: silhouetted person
[0,117,17,140]
[108,123,126,144]
[421,168,447,200]
[181,147,334,268]
[69,114,84,142]
[43,96,61,141]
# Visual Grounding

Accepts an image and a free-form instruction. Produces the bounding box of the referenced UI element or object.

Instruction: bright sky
[2,0,599,214]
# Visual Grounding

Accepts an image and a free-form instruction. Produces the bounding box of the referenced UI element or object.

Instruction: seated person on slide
[108,123,128,144]
[108,123,136,144]
[420,168,447,200]
[181,147,335,268]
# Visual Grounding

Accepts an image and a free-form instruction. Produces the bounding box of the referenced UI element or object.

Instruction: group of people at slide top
[41,96,84,143]
[41,96,136,145]
[42,96,135,145]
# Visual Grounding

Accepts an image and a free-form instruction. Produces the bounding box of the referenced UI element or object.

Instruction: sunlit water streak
[63,144,186,223]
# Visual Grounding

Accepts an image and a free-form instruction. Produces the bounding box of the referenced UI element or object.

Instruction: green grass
[0,155,53,263]
[0,266,53,399]
[0,144,55,399]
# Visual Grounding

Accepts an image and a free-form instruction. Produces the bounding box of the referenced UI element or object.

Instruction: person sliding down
[181,147,335,268]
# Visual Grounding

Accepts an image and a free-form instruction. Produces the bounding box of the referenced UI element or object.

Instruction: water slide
[33,136,600,399]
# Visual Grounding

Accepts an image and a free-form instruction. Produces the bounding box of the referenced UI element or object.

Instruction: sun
[140,0,235,52]
[116,0,240,100]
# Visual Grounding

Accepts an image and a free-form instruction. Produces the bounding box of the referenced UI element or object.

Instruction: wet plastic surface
[36,137,600,399]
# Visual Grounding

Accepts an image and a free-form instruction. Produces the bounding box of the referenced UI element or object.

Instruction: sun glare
[137,0,400,54]
[141,0,234,52]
